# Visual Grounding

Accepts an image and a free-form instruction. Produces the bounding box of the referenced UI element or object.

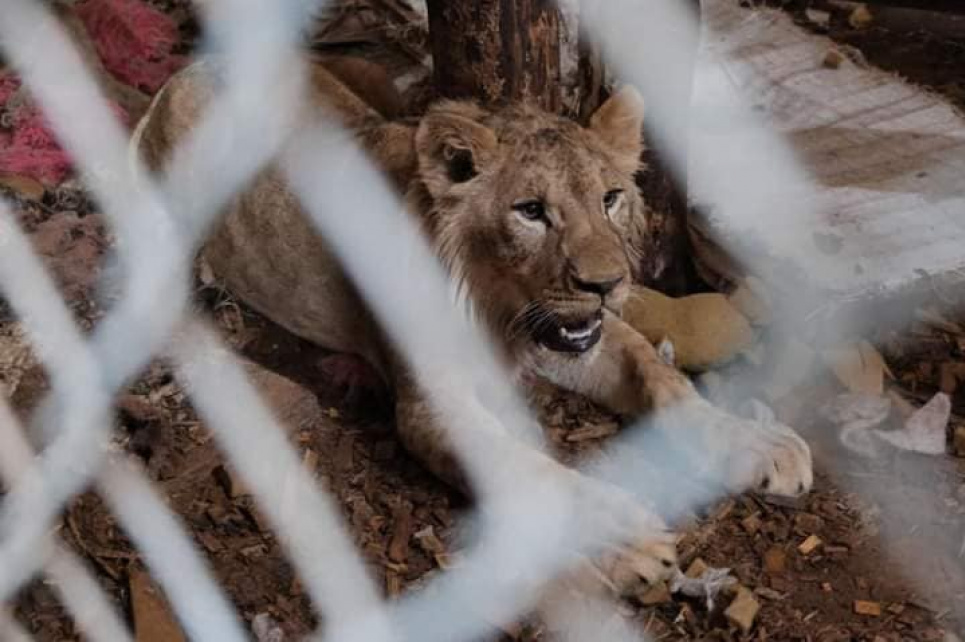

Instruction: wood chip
[798,534,823,555]
[130,569,186,642]
[387,502,412,563]
[386,571,402,597]
[685,558,709,579]
[0,174,46,200]
[854,600,882,616]
[638,581,672,606]
[741,513,762,535]
[763,547,787,574]
[334,432,355,473]
[725,586,760,633]
[564,423,619,442]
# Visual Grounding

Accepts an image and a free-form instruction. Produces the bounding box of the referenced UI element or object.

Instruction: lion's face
[412,89,647,356]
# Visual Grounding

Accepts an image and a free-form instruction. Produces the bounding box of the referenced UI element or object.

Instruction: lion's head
[409,88,648,356]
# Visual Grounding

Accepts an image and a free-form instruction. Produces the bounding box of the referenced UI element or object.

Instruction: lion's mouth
[534,311,604,353]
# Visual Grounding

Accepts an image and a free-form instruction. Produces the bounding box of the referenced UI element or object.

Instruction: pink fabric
[76,0,186,94]
[0,0,184,184]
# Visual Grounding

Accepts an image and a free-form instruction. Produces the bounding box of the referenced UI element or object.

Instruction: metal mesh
[0,0,958,639]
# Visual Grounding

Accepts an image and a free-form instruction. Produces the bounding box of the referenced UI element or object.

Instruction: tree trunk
[424,0,701,293]
[425,0,562,113]
[635,0,702,295]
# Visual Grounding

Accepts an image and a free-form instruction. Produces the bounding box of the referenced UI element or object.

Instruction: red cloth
[0,0,185,184]
[75,0,186,94]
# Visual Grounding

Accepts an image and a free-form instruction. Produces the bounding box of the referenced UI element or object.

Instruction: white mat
[690,1,965,309]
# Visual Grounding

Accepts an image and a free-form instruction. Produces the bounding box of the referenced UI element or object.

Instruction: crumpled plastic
[875,392,950,455]
[670,565,737,611]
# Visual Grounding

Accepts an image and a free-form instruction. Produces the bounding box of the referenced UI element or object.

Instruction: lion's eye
[513,200,547,222]
[603,189,624,214]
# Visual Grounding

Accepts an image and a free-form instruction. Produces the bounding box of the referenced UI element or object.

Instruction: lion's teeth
[559,318,601,341]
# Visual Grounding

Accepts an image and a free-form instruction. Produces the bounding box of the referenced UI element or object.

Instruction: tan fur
[133,57,812,592]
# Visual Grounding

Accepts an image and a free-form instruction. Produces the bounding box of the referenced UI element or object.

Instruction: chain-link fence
[0,0,962,639]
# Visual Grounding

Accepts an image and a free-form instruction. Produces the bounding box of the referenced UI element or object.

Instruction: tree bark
[425,0,562,113]
[634,0,702,295]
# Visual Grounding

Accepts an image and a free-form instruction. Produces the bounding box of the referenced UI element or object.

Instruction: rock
[798,534,823,555]
[130,569,186,642]
[725,586,760,633]
[854,600,882,617]
[622,286,755,372]
[763,547,787,574]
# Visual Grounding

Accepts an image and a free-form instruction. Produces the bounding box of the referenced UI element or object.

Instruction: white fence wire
[0,0,959,639]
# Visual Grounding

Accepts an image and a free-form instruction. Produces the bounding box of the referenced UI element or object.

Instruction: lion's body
[133,55,813,593]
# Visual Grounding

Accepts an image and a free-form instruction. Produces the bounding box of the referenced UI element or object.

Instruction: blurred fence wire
[0,0,960,639]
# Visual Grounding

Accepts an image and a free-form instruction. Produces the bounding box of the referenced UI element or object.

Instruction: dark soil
[4,1,965,640]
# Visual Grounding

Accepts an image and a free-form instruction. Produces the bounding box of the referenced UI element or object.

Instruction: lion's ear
[416,101,498,197]
[589,86,645,174]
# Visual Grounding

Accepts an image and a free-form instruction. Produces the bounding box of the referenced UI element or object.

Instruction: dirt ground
[3,1,965,640]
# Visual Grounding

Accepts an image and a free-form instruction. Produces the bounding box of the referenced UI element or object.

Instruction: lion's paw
[666,398,813,498]
[597,532,679,596]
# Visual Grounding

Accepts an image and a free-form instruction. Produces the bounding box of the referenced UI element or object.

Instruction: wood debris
[764,547,787,574]
[130,569,186,642]
[854,600,883,617]
[564,423,619,442]
[848,4,874,29]
[0,174,45,200]
[725,586,761,633]
[638,581,672,606]
[798,535,823,555]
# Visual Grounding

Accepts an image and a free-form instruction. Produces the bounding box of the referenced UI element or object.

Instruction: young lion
[134,57,812,593]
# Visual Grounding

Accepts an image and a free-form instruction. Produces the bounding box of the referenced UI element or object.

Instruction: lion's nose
[571,273,624,297]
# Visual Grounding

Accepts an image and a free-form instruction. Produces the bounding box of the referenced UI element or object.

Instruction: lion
[132,55,812,597]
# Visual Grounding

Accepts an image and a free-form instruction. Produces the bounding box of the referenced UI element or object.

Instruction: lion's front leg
[393,369,679,595]
[532,312,813,498]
